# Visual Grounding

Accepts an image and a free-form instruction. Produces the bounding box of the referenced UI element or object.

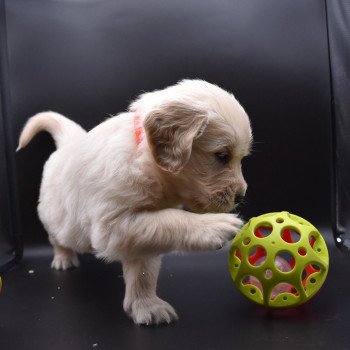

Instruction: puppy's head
[130,80,252,213]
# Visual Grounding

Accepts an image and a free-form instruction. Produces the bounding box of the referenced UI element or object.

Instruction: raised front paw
[124,296,178,325]
[190,213,244,251]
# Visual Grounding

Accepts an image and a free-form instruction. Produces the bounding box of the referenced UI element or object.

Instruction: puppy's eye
[215,152,231,164]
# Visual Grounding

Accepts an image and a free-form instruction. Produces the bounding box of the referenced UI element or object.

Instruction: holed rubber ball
[228,212,329,308]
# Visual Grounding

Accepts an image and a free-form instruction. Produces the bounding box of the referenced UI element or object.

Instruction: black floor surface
[1,231,349,350]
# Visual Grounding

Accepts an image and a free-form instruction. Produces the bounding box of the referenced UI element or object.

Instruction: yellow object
[228,211,329,308]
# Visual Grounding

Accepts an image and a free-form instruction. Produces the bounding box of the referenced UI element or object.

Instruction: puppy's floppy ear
[144,102,209,174]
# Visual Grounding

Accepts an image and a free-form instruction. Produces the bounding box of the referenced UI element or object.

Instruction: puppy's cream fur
[18,80,252,325]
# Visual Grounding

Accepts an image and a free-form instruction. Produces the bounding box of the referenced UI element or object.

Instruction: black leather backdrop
[327,0,350,252]
[2,0,331,248]
[0,0,22,271]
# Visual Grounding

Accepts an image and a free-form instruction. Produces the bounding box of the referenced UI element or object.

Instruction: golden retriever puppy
[17,79,252,325]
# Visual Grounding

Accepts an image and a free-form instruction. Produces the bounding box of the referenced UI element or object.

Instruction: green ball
[228,212,329,308]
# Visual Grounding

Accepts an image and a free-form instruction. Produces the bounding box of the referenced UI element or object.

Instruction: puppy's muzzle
[235,192,245,206]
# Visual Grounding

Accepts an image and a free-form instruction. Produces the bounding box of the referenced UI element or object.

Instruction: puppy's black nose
[235,192,245,205]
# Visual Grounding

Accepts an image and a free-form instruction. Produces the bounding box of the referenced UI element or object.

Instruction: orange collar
[134,114,143,145]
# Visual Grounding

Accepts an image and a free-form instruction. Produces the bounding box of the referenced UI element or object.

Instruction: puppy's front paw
[51,253,80,270]
[125,296,178,325]
[191,213,244,251]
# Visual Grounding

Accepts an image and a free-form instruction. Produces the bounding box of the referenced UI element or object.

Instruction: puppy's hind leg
[49,237,80,270]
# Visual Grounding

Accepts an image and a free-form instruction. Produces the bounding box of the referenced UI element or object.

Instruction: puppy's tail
[16,111,86,151]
